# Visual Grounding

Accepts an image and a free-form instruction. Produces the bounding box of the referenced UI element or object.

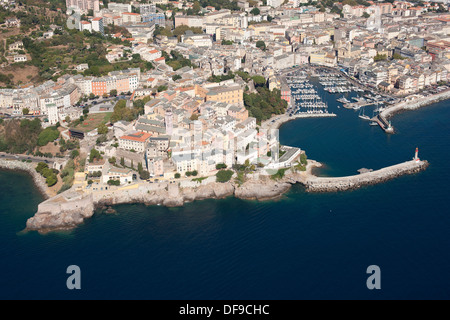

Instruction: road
[0,152,56,165]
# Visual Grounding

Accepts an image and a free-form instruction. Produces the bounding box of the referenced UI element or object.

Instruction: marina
[285,71,332,116]
[282,68,400,134]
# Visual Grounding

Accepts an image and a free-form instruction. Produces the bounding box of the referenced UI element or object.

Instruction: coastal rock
[26,191,94,232]
[235,177,291,201]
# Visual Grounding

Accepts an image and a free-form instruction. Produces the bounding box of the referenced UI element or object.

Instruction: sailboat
[358,106,371,120]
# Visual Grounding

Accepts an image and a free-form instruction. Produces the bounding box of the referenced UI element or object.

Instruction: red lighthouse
[414,147,420,162]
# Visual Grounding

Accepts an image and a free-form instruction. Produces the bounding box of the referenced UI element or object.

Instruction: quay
[261,112,337,130]
[371,114,394,133]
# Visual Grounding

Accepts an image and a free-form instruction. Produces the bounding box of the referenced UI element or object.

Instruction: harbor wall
[305,160,428,192]
[382,89,450,119]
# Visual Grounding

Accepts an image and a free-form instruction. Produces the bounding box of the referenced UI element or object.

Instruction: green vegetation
[37,126,59,146]
[58,159,76,193]
[215,163,227,170]
[208,71,235,83]
[97,123,108,135]
[162,50,193,71]
[294,153,308,172]
[256,40,266,51]
[250,8,260,15]
[156,25,203,38]
[392,53,407,60]
[157,85,168,92]
[89,148,102,163]
[0,118,42,154]
[174,173,181,179]
[373,53,387,62]
[198,0,239,11]
[107,179,121,186]
[110,100,135,123]
[192,176,207,183]
[71,112,112,131]
[172,74,182,81]
[221,39,234,45]
[216,169,234,183]
[271,168,287,180]
[137,162,150,180]
[244,88,288,123]
[35,162,58,187]
[185,170,198,177]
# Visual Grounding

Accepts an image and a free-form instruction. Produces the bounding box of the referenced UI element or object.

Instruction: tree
[373,53,387,62]
[110,89,117,96]
[216,170,234,183]
[37,127,60,146]
[174,173,181,179]
[22,108,29,115]
[70,149,79,159]
[140,170,150,180]
[89,148,102,163]
[216,163,227,170]
[251,75,266,87]
[256,40,266,51]
[363,12,370,18]
[193,1,201,13]
[172,74,182,81]
[97,123,108,135]
[250,8,260,15]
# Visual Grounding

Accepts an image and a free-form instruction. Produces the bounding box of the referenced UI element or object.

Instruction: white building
[91,17,104,35]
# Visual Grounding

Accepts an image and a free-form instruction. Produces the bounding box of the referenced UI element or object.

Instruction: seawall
[24,159,428,233]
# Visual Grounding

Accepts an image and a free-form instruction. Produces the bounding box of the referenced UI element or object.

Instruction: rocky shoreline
[22,158,429,233]
[0,159,50,199]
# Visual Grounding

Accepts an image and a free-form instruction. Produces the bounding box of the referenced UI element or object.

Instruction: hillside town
[0,0,449,194]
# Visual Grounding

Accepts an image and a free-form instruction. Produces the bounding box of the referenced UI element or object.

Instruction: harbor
[284,71,333,116]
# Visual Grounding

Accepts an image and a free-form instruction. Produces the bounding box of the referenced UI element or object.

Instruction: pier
[371,114,394,133]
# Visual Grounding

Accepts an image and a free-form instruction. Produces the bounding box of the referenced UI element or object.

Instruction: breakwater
[382,89,450,119]
[305,160,428,192]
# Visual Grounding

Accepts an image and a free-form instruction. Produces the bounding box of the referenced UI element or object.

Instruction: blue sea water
[1,85,450,299]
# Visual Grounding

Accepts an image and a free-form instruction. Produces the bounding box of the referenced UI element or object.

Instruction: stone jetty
[305,160,428,192]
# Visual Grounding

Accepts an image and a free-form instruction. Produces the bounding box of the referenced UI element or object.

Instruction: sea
[1,78,450,300]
